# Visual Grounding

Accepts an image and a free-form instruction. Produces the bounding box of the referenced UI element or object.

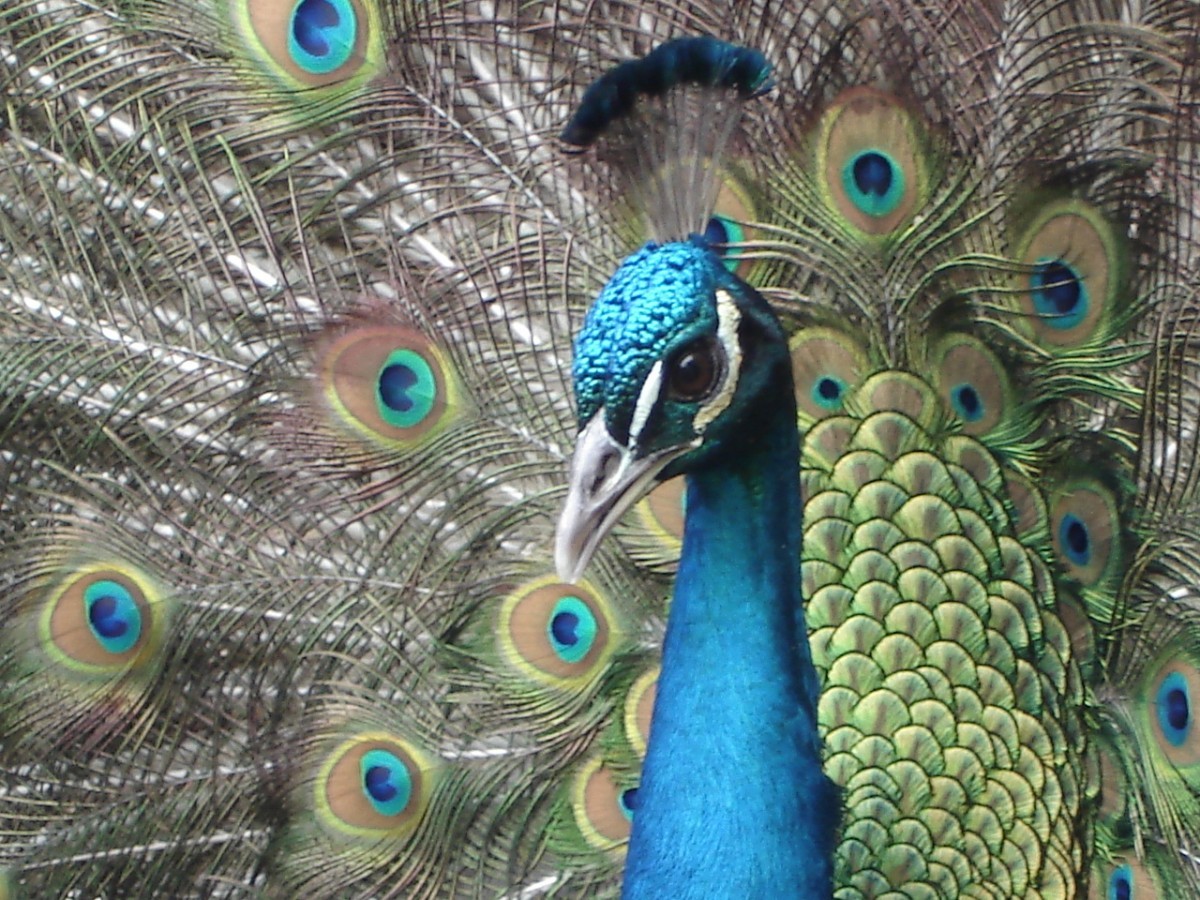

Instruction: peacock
[2,0,1200,897]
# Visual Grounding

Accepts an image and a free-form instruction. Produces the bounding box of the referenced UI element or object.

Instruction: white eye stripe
[629,359,664,449]
[629,291,742,447]
[693,290,741,434]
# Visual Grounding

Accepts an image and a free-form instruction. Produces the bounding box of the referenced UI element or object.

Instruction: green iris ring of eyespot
[1031,256,1088,330]
[547,596,599,664]
[375,348,439,430]
[810,375,848,411]
[83,579,143,655]
[288,0,359,75]
[1156,670,1192,748]
[359,748,414,817]
[841,149,906,218]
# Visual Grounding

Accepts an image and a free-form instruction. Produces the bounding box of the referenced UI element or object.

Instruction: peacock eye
[666,339,721,402]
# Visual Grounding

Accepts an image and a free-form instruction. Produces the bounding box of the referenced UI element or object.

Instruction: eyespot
[703,216,740,246]
[704,215,746,272]
[817,88,928,236]
[931,334,1014,437]
[1156,671,1191,747]
[84,579,143,655]
[950,384,981,420]
[789,328,868,420]
[317,733,433,836]
[317,325,462,450]
[360,748,414,817]
[667,338,721,402]
[1031,259,1087,329]
[1014,199,1124,347]
[842,150,906,219]
[1143,656,1200,770]
[546,596,599,666]
[233,0,384,94]
[618,787,640,821]
[1059,514,1090,565]
[1048,480,1120,587]
[498,578,616,687]
[707,176,759,277]
[570,757,633,851]
[289,0,360,75]
[1094,857,1164,900]
[38,565,166,676]
[1109,864,1133,900]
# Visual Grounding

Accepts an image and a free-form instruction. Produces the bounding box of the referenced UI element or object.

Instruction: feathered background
[2,0,1200,896]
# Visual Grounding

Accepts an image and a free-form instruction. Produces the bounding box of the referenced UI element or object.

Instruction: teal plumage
[559,237,839,896]
[2,2,1200,898]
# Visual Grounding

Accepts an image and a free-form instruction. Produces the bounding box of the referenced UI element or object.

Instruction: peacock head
[556,237,790,581]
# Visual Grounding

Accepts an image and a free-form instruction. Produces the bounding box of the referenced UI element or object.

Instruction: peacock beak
[556,412,691,583]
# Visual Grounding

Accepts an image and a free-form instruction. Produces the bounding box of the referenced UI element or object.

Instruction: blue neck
[622,402,838,898]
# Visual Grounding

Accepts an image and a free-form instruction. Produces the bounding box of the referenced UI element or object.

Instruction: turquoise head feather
[572,238,787,455]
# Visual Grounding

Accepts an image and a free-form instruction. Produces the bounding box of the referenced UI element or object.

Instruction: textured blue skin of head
[574,239,720,444]
[573,240,839,898]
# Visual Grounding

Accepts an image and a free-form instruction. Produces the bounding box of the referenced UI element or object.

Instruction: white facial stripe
[693,290,742,433]
[629,359,664,448]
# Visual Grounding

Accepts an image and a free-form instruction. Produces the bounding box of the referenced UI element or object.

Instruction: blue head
[556,237,793,580]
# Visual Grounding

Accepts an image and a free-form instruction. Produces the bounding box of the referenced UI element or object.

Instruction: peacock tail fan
[2,0,1200,897]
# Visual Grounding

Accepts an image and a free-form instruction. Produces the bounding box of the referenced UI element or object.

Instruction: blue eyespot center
[364,765,397,801]
[1168,687,1189,731]
[1058,514,1091,566]
[547,596,598,665]
[375,350,437,429]
[360,749,413,817]
[379,364,417,411]
[619,787,639,821]
[811,376,846,411]
[950,383,983,422]
[552,611,579,647]
[703,217,729,246]
[1031,258,1087,329]
[842,150,905,218]
[84,580,142,655]
[1156,671,1191,746]
[853,152,893,198]
[703,215,746,273]
[289,0,358,76]
[1108,864,1132,900]
[293,0,338,57]
[89,596,127,639]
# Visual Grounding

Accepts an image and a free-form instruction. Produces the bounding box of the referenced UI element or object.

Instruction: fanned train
[2,1,1200,897]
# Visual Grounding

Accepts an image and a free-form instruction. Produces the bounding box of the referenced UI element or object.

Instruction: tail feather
[4,0,1200,896]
